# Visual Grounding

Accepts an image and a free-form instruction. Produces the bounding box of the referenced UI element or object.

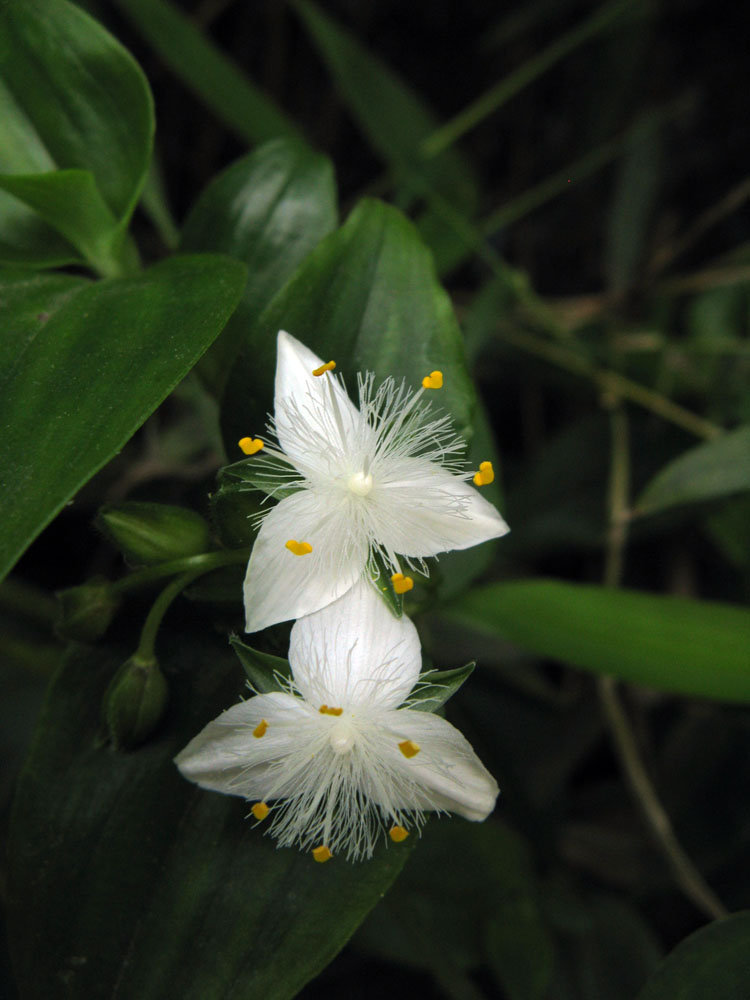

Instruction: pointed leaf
[0,255,246,582]
[7,627,413,999]
[230,635,292,692]
[408,662,475,713]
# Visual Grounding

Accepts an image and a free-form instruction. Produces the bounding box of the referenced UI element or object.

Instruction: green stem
[421,0,633,157]
[110,549,248,597]
[136,570,202,661]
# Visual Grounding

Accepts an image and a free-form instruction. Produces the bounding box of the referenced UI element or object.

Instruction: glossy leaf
[448,580,750,703]
[0,255,246,582]
[230,635,292,692]
[408,662,475,713]
[636,912,750,1000]
[181,139,338,395]
[7,626,413,999]
[221,198,477,455]
[636,426,750,516]
[0,0,153,264]
[113,0,302,145]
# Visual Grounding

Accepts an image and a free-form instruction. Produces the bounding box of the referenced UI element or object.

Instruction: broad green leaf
[7,627,412,999]
[113,0,303,146]
[0,255,246,582]
[221,198,477,456]
[636,426,750,516]
[230,635,292,692]
[0,0,153,265]
[636,912,750,1000]
[448,580,750,702]
[181,139,338,395]
[408,662,475,713]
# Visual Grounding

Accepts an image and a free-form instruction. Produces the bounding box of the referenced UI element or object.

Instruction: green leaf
[221,198,477,455]
[181,138,338,395]
[408,663,475,713]
[0,255,246,582]
[636,912,750,1000]
[113,0,303,146]
[230,635,292,692]
[636,426,750,516]
[448,580,750,703]
[7,627,412,999]
[0,0,153,265]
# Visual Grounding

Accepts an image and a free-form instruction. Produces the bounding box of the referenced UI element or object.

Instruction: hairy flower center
[328,717,357,754]
[347,470,374,496]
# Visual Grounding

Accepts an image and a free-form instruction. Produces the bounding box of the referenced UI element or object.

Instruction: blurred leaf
[7,626,413,1000]
[113,0,303,145]
[408,662,475,713]
[705,495,750,571]
[0,0,153,267]
[292,0,477,213]
[448,580,750,702]
[636,911,750,1000]
[181,139,338,396]
[0,255,246,582]
[636,426,750,516]
[230,635,292,692]
[221,198,477,453]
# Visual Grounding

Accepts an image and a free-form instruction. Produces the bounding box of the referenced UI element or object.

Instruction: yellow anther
[285,539,313,556]
[251,802,270,821]
[319,705,343,716]
[473,460,495,486]
[312,845,333,863]
[389,825,409,843]
[422,370,443,389]
[391,573,414,595]
[253,719,268,738]
[238,436,264,455]
[312,360,336,377]
[398,739,421,759]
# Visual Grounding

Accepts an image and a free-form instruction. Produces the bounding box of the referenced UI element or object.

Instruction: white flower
[240,330,509,632]
[175,580,499,862]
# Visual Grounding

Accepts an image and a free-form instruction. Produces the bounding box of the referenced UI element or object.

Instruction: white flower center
[328,717,357,754]
[347,470,374,496]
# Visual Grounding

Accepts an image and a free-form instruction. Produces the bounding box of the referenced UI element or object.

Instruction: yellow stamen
[389,825,409,843]
[391,573,414,595]
[285,539,313,556]
[473,460,495,486]
[238,436,264,455]
[312,360,336,377]
[251,802,270,821]
[421,370,443,389]
[312,845,333,863]
[398,739,421,758]
[253,719,268,738]
[319,705,343,716]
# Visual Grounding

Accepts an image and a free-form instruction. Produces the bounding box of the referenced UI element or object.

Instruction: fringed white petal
[243,489,366,632]
[289,577,422,710]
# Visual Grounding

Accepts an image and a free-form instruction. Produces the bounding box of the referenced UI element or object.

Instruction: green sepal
[230,635,292,693]
[55,578,120,642]
[406,662,475,713]
[366,551,404,618]
[96,502,214,566]
[102,653,169,751]
[211,458,299,548]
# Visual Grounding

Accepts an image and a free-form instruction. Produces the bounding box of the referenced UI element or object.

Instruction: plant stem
[110,548,248,597]
[136,570,202,661]
[598,402,728,921]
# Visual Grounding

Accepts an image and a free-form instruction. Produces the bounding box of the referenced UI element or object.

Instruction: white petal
[243,488,366,632]
[274,330,364,472]
[374,708,499,821]
[373,457,509,557]
[174,692,308,799]
[289,577,422,710]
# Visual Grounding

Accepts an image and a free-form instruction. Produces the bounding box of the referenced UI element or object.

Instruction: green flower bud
[56,578,120,642]
[97,502,213,566]
[103,654,169,750]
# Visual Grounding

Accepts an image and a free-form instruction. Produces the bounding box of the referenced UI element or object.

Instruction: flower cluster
[176,331,509,862]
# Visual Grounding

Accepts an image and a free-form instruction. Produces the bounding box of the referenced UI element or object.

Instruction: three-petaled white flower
[175,579,498,862]
[240,330,509,633]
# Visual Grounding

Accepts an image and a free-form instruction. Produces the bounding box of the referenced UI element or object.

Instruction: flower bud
[96,502,213,566]
[103,654,169,750]
[56,578,120,642]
